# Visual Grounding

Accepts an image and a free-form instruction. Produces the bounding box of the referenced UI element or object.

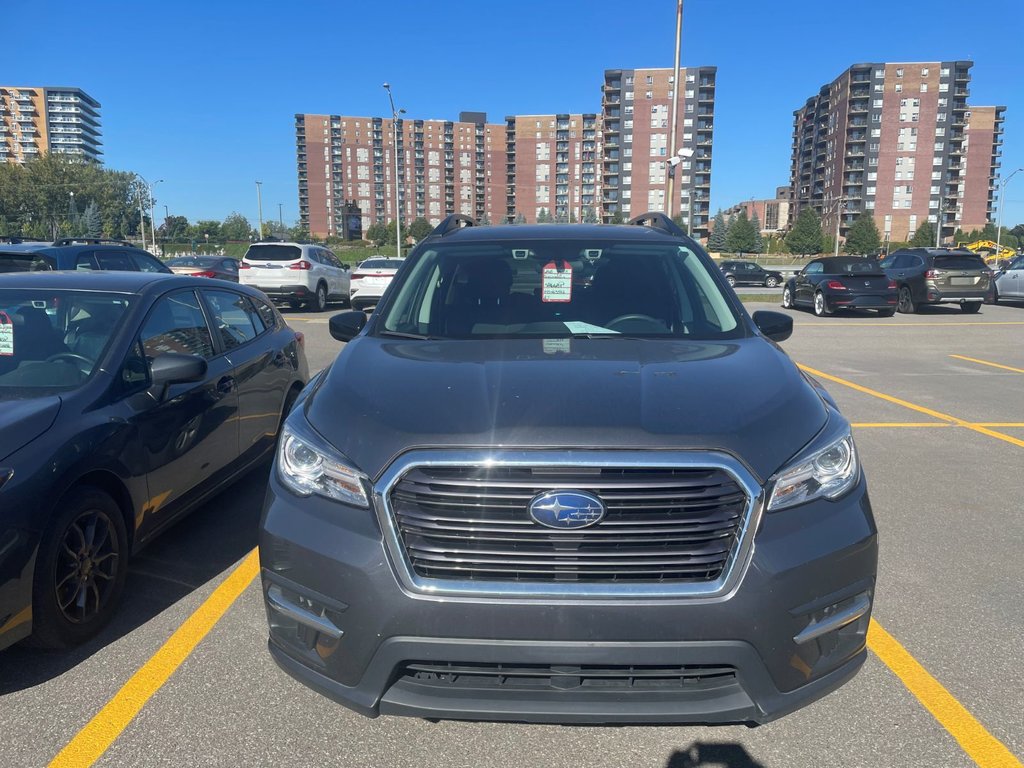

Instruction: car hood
[307,337,828,484]
[0,395,62,462]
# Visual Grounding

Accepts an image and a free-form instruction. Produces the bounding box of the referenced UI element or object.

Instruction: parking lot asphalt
[2,300,1023,768]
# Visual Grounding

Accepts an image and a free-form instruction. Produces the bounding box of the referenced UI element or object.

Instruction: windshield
[377,239,741,340]
[821,257,884,274]
[0,252,56,273]
[243,244,302,262]
[0,289,133,395]
[358,258,404,270]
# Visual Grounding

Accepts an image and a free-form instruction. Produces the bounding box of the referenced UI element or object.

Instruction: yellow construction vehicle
[958,239,1017,266]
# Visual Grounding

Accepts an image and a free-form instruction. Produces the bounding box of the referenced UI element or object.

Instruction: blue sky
[6,0,1023,229]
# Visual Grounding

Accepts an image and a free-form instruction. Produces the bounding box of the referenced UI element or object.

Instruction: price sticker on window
[541,261,572,303]
[0,311,13,356]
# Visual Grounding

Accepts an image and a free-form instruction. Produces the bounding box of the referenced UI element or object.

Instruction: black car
[0,271,307,650]
[718,260,784,288]
[782,257,897,317]
[879,248,992,314]
[0,237,171,275]
[259,213,877,726]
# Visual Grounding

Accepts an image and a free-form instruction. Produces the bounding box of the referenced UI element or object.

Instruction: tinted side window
[252,297,280,331]
[203,289,259,350]
[323,250,342,268]
[131,251,169,273]
[805,262,823,274]
[140,290,215,359]
[75,252,99,270]
[95,250,135,271]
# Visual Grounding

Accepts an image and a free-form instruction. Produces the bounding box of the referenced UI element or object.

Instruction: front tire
[813,291,830,317]
[961,302,982,314]
[765,276,780,288]
[726,275,736,287]
[31,487,128,649]
[897,286,916,314]
[782,286,794,309]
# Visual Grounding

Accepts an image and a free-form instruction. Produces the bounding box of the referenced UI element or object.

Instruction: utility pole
[666,0,683,219]
[278,202,284,232]
[833,197,843,257]
[255,181,264,240]
[995,168,1023,258]
[383,83,405,258]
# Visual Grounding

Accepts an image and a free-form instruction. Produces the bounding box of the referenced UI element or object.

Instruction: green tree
[83,201,102,237]
[366,221,389,247]
[221,212,253,241]
[843,214,882,254]
[725,210,757,254]
[537,208,551,223]
[750,211,764,254]
[160,215,189,241]
[708,209,728,252]
[409,217,433,241]
[581,206,598,224]
[609,210,624,224]
[786,208,824,255]
[514,212,527,224]
[909,221,935,247]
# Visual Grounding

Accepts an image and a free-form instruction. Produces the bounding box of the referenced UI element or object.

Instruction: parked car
[349,257,405,310]
[0,238,171,275]
[879,248,991,314]
[239,242,350,311]
[166,255,240,282]
[719,260,784,288]
[993,255,1024,304]
[0,271,307,651]
[259,213,877,726]
[782,257,897,317]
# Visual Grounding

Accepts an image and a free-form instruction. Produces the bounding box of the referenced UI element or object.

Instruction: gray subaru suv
[259,213,877,725]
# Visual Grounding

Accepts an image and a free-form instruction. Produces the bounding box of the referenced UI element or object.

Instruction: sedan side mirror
[150,353,208,401]
[329,310,368,342]
[752,310,793,343]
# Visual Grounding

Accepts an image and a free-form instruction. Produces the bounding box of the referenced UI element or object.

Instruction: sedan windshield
[377,239,741,339]
[0,289,133,395]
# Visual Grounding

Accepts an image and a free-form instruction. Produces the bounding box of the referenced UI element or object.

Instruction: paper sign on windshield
[541,261,572,303]
[0,312,13,356]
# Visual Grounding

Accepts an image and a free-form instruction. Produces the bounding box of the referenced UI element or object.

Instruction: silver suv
[239,242,350,311]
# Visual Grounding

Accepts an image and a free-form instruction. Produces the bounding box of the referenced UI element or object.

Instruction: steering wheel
[605,314,665,331]
[46,352,94,367]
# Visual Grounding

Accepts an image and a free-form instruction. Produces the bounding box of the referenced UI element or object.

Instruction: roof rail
[431,214,476,237]
[52,237,134,247]
[626,212,687,238]
[0,235,46,244]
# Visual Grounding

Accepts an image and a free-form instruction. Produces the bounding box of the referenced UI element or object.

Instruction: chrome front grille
[388,464,749,585]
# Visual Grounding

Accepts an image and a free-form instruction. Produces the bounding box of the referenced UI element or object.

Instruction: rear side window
[95,250,135,271]
[130,251,169,273]
[244,245,302,262]
[203,289,260,350]
[75,253,99,270]
[934,255,986,270]
[252,297,280,330]
[0,252,54,272]
[140,290,215,359]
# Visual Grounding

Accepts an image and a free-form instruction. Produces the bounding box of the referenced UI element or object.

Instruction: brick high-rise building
[601,67,716,239]
[504,113,601,224]
[789,61,1004,245]
[0,86,102,164]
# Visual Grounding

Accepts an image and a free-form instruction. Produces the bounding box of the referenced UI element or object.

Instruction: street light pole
[278,202,284,232]
[666,0,683,219]
[255,181,264,240]
[383,82,405,258]
[134,174,149,250]
[149,179,163,254]
[995,167,1023,258]
[833,197,843,257]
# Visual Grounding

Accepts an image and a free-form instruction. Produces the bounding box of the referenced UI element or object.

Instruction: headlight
[277,421,370,508]
[767,432,859,512]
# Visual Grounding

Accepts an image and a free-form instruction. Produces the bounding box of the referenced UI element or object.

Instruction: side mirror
[752,310,793,343]
[329,310,368,342]
[149,353,207,401]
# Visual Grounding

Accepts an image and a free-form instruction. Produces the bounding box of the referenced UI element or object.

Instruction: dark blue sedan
[0,271,307,650]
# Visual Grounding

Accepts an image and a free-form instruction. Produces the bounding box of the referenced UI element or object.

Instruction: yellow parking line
[949,355,1024,374]
[49,550,260,768]
[868,619,1023,768]
[798,364,1024,450]
[851,422,950,428]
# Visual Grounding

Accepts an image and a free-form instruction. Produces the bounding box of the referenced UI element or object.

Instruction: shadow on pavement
[0,461,271,694]
[666,743,767,768]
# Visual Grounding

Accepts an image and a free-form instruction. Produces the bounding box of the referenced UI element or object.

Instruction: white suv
[239,242,350,311]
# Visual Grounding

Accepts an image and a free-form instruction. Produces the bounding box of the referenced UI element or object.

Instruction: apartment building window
[939,83,949,92]
[932,171,942,180]
[624,105,633,115]
[646,75,653,84]
[869,142,879,151]
[940,67,949,77]
[896,68,904,77]
[625,75,634,85]
[624,147,632,158]
[623,162,632,171]
[871,128,881,137]
[866,186,876,195]
[906,170,915,180]
[920,84,928,93]
[895,171,903,180]
[869,157,878,166]
[874,83,884,92]
[685,89,695,99]
[895,84,903,93]
[873,99,883,108]
[935,127,945,136]
[930,185,940,194]
[871,114,882,122]
[874,69,884,78]
[934,142,944,151]
[687,73,695,83]
[625,91,634,100]
[645,91,653,100]
[868,172,877,181]
[920,68,929,77]
[936,112,946,122]
[865,200,876,210]
[622,175,631,186]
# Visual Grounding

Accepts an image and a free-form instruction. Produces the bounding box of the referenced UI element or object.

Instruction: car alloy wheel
[782,286,793,309]
[813,291,828,317]
[726,275,736,287]
[766,276,779,288]
[897,286,915,314]
[310,283,327,312]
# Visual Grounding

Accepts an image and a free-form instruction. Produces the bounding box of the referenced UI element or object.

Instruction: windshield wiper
[377,330,436,340]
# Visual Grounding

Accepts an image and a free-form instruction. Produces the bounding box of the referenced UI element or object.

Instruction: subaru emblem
[529,490,606,530]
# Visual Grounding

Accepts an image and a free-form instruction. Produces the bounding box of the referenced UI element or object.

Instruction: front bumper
[259,472,877,725]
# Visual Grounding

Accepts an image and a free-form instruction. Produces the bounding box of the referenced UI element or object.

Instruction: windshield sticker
[542,261,572,302]
[563,321,619,335]
[543,338,571,355]
[0,312,13,356]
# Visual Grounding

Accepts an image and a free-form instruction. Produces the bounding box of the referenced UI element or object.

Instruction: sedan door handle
[217,376,235,394]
